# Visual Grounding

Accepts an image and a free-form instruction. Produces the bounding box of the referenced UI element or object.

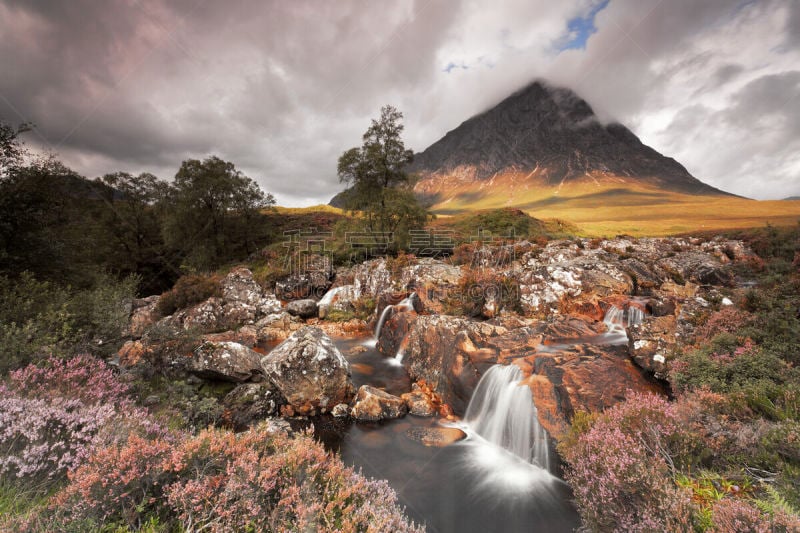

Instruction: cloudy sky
[1,0,798,204]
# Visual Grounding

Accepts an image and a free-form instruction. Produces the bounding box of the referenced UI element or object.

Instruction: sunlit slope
[424,173,800,237]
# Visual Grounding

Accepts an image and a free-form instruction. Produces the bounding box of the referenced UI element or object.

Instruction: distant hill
[783,196,800,201]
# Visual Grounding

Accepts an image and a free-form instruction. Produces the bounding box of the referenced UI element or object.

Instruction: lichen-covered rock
[351,385,408,421]
[286,299,318,319]
[276,270,332,300]
[223,382,285,430]
[627,316,677,378]
[158,268,281,333]
[260,327,354,415]
[188,341,265,383]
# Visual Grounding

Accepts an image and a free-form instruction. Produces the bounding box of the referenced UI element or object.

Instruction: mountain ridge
[406,80,730,207]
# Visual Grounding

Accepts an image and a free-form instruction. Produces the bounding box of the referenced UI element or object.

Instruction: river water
[314,336,581,533]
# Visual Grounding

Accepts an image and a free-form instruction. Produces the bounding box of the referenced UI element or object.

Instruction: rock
[331,403,350,418]
[118,340,149,368]
[627,315,677,378]
[353,258,393,298]
[254,312,304,342]
[351,385,408,421]
[202,326,258,347]
[188,341,265,383]
[223,382,285,430]
[646,297,677,317]
[260,327,355,415]
[160,268,282,333]
[276,270,332,300]
[317,285,358,318]
[286,299,318,319]
[401,384,438,417]
[721,297,734,306]
[129,295,160,337]
[402,315,514,414]
[143,394,160,407]
[405,426,466,447]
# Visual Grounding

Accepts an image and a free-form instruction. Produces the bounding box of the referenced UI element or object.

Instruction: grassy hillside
[420,175,800,237]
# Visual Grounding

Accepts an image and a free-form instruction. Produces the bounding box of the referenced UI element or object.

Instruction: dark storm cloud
[1,0,798,202]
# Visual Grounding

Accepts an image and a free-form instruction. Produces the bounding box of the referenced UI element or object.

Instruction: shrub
[53,426,423,532]
[561,392,695,532]
[156,273,221,317]
[0,356,165,490]
[0,273,138,372]
[446,267,521,318]
[693,307,754,345]
[710,497,800,533]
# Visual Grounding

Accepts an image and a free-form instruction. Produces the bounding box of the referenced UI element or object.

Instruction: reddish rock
[351,385,408,421]
[405,426,466,447]
[129,295,160,337]
[118,340,149,368]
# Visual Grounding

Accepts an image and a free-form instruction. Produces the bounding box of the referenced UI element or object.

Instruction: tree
[96,172,174,293]
[0,120,31,178]
[337,106,427,247]
[164,156,275,270]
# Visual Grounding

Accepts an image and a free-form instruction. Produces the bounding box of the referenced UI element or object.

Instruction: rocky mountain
[405,80,730,208]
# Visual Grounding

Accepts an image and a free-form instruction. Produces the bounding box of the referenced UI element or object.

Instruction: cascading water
[626,306,644,327]
[464,364,550,472]
[603,304,645,340]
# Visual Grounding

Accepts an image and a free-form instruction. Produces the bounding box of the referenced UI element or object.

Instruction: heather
[559,226,800,532]
[0,355,421,532]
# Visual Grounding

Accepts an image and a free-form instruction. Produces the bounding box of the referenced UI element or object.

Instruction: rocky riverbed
[117,235,755,532]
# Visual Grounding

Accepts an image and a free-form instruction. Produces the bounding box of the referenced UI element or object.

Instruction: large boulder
[351,385,408,421]
[188,341,265,383]
[161,268,281,332]
[402,315,510,414]
[260,327,355,415]
[286,299,318,319]
[218,267,282,325]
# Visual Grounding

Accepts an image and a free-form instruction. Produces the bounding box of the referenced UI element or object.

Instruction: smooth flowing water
[463,364,550,471]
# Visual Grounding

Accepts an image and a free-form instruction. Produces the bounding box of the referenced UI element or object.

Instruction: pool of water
[314,336,581,533]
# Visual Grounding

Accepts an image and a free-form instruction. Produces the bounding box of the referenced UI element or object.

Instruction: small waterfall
[374,294,415,340]
[464,365,550,471]
[374,305,394,339]
[626,306,644,327]
[603,304,645,339]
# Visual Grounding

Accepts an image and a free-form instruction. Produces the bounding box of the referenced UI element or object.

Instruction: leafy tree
[337,106,428,247]
[96,172,175,293]
[0,120,30,178]
[164,156,275,271]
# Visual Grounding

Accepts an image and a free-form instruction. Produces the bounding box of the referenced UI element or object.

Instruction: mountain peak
[408,80,727,206]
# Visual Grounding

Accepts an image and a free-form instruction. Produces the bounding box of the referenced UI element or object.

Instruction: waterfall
[603,304,645,341]
[374,295,415,340]
[464,364,550,471]
[626,306,644,327]
[374,304,394,340]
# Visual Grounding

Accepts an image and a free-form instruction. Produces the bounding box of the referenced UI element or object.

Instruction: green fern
[755,485,799,517]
